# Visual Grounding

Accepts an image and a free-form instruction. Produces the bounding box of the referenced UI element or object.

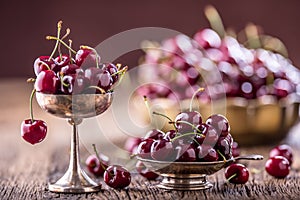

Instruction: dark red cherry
[124,137,142,154]
[175,111,202,132]
[265,156,290,178]
[96,71,113,92]
[33,56,57,76]
[60,64,80,75]
[150,139,174,161]
[163,130,177,141]
[206,114,230,136]
[196,145,219,162]
[21,119,47,145]
[85,154,109,177]
[144,129,165,140]
[194,123,218,145]
[35,70,59,94]
[136,161,159,180]
[193,28,221,49]
[175,144,197,162]
[269,144,293,165]
[53,55,71,72]
[75,48,100,69]
[84,67,103,84]
[104,165,131,189]
[216,136,232,160]
[225,163,249,184]
[60,74,89,94]
[102,63,119,84]
[137,138,155,159]
[232,141,240,157]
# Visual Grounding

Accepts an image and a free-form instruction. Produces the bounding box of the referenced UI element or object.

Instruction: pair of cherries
[85,145,131,189]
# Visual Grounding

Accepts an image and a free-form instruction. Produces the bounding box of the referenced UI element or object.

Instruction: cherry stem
[92,144,113,177]
[59,73,69,87]
[143,96,152,121]
[152,111,176,130]
[170,132,204,143]
[245,23,261,49]
[189,87,204,112]
[68,39,73,64]
[49,21,62,61]
[111,66,128,89]
[58,28,71,60]
[204,5,225,38]
[217,149,227,162]
[85,85,106,94]
[170,120,202,133]
[27,78,36,83]
[46,36,77,54]
[111,66,128,77]
[29,89,37,123]
[80,45,100,68]
[116,63,122,70]
[226,173,237,182]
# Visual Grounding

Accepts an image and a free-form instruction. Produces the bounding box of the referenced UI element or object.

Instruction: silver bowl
[138,154,263,190]
[36,92,113,193]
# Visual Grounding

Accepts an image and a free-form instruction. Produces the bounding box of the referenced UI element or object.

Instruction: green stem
[46,36,77,54]
[80,45,100,68]
[226,173,237,183]
[172,120,202,133]
[68,39,73,64]
[85,85,106,94]
[58,28,71,60]
[59,74,69,87]
[49,21,62,60]
[111,66,128,77]
[152,111,176,130]
[217,150,227,162]
[29,89,36,123]
[204,5,225,38]
[189,87,204,112]
[170,132,204,143]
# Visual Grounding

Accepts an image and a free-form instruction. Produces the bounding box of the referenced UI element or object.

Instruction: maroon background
[1,0,300,78]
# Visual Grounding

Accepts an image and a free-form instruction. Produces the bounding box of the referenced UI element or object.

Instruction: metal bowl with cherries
[133,28,300,145]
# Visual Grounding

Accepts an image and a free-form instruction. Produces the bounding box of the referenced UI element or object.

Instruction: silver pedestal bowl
[36,92,113,193]
[138,154,263,190]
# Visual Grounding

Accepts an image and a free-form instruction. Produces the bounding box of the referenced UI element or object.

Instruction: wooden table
[0,79,300,200]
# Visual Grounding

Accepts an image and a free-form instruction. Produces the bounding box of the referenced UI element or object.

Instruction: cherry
[175,111,202,132]
[163,130,177,141]
[269,144,293,165]
[75,47,100,69]
[175,144,197,162]
[53,55,71,72]
[60,63,80,75]
[33,56,56,76]
[196,145,219,162]
[144,129,165,140]
[104,165,131,189]
[84,67,103,85]
[35,70,59,94]
[206,114,230,136]
[85,154,109,177]
[193,28,221,49]
[96,70,113,92]
[265,156,290,178]
[232,141,240,157]
[102,63,119,84]
[60,74,89,94]
[225,163,249,184]
[194,123,218,145]
[136,161,159,180]
[150,139,174,161]
[124,137,142,154]
[216,136,232,160]
[137,138,155,159]
[21,119,47,145]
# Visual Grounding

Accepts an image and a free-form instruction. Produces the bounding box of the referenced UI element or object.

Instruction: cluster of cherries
[21,21,126,145]
[86,145,131,189]
[138,27,300,101]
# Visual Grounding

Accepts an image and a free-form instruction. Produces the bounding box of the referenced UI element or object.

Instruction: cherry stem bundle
[46,36,77,54]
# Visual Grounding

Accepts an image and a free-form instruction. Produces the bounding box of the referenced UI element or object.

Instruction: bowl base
[48,183,101,193]
[157,175,213,190]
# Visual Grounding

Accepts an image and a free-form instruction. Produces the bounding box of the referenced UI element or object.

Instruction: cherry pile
[137,13,300,102]
[20,21,127,145]
[86,144,131,189]
[265,144,293,178]
[135,111,237,162]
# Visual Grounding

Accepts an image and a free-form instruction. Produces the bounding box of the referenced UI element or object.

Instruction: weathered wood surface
[0,79,300,200]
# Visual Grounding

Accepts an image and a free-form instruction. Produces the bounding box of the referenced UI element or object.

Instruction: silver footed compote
[36,92,113,193]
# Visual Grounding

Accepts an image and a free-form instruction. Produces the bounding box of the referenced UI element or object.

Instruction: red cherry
[265,156,290,178]
[104,165,131,189]
[35,70,59,94]
[193,28,221,49]
[21,119,47,145]
[136,161,159,180]
[196,145,219,162]
[225,163,249,184]
[206,114,230,137]
[53,55,71,72]
[33,56,57,76]
[85,154,109,177]
[60,63,80,75]
[75,48,100,69]
[137,138,155,159]
[150,139,174,161]
[175,111,202,132]
[232,141,240,157]
[175,144,197,162]
[144,129,165,140]
[60,74,89,94]
[269,144,293,165]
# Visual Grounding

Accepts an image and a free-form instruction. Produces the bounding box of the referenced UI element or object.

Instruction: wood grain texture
[0,79,300,200]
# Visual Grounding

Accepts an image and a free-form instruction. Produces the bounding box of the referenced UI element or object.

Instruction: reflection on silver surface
[138,154,263,190]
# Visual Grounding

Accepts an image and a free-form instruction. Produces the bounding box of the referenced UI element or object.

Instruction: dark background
[1,0,300,78]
